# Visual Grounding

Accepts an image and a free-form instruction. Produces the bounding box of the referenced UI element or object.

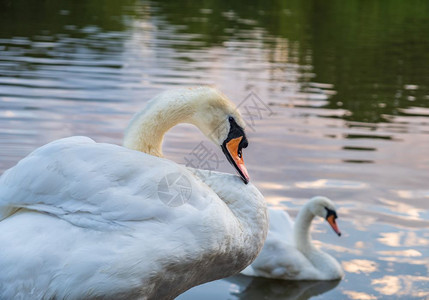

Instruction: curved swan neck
[123,90,199,157]
[122,87,240,158]
[292,200,344,280]
[293,203,315,253]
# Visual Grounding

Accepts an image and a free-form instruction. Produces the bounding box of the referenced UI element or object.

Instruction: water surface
[0,1,428,299]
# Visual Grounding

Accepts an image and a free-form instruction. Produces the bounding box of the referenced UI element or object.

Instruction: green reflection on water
[0,0,135,35]
[2,0,428,126]
[154,0,429,123]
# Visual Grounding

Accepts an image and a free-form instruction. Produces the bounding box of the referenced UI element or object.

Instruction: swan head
[187,87,250,183]
[308,196,341,236]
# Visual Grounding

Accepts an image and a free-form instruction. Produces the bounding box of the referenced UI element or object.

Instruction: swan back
[267,208,294,244]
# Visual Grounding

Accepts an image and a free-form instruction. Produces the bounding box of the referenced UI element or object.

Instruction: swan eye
[325,207,338,219]
[228,116,234,122]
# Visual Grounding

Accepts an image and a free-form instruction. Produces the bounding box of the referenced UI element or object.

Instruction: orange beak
[225,136,250,184]
[327,215,341,236]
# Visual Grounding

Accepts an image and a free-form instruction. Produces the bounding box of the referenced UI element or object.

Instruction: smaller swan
[241,196,344,281]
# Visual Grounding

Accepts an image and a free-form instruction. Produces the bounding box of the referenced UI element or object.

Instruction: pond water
[1,1,428,299]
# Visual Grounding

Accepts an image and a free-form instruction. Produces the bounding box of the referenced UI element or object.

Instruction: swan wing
[0,137,220,228]
[244,237,318,280]
[266,207,295,244]
[239,208,293,277]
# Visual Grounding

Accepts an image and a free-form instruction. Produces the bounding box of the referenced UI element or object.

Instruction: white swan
[241,196,343,281]
[0,87,268,299]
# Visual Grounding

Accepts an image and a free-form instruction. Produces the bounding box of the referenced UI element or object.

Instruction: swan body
[241,197,343,281]
[0,87,268,299]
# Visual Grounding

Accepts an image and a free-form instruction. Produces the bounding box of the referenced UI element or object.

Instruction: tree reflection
[153,0,429,123]
[2,0,428,124]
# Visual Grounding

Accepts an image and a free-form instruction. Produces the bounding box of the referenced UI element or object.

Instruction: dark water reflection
[0,0,428,299]
[180,275,340,300]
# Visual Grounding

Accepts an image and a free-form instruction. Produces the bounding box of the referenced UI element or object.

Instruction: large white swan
[241,196,343,281]
[0,87,268,299]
